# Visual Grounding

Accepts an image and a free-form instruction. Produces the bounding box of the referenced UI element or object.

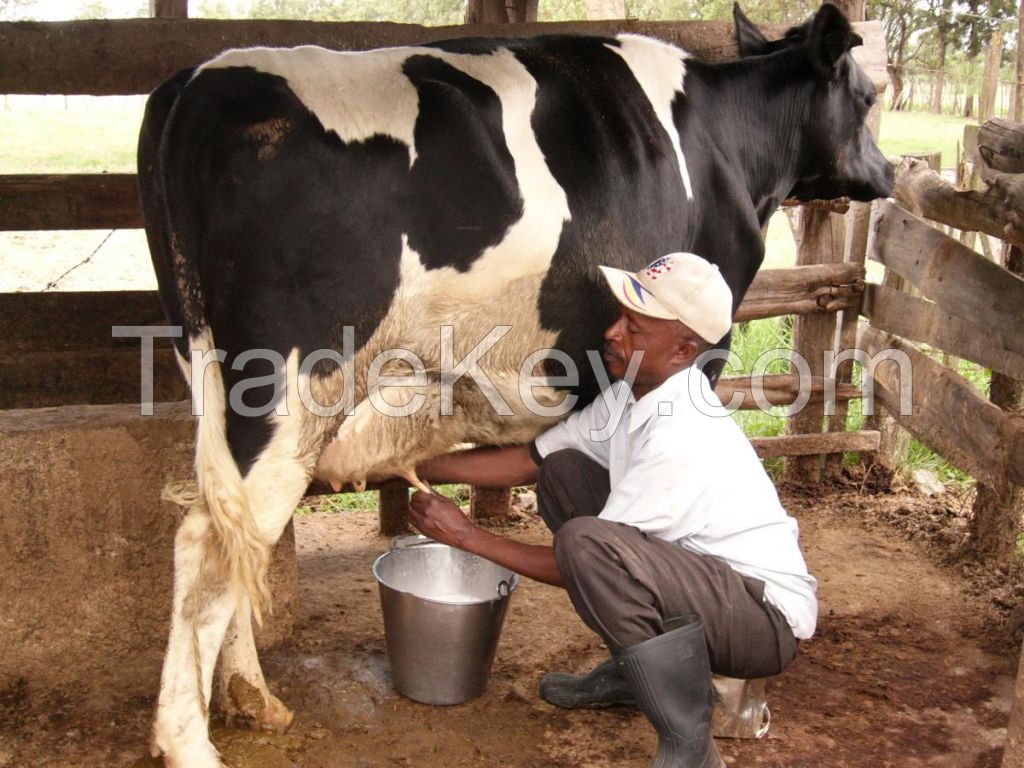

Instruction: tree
[0,0,37,20]
[871,0,930,109]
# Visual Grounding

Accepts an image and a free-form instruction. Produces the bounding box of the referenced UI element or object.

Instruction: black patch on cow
[422,37,508,55]
[138,66,197,359]
[512,37,690,401]
[158,66,407,473]
[401,55,523,272]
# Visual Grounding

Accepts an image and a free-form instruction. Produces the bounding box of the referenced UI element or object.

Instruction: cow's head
[734,2,894,202]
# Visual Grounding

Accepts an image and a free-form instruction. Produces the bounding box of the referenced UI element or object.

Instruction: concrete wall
[0,401,296,711]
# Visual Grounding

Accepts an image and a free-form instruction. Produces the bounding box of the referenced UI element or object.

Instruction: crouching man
[409,252,818,768]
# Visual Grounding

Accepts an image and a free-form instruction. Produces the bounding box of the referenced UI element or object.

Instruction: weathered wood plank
[0,347,186,409]
[0,18,886,96]
[715,374,860,410]
[0,290,166,352]
[750,430,879,459]
[858,323,1024,488]
[785,206,846,484]
[869,200,1024,336]
[891,158,1024,250]
[737,263,865,323]
[863,282,1024,379]
[978,117,1024,173]
[0,174,141,231]
[0,263,862,354]
[0,173,882,247]
[470,487,513,521]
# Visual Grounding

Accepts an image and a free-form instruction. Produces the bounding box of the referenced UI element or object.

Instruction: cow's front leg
[152,509,236,768]
[217,596,294,733]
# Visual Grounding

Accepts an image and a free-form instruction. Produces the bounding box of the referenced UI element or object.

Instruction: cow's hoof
[256,692,295,733]
[222,674,294,733]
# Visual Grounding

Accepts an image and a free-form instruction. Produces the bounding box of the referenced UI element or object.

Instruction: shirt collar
[626,368,693,433]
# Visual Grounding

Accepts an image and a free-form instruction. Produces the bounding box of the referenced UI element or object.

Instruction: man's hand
[408,490,477,549]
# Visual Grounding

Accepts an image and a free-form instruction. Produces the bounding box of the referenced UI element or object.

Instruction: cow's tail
[166,329,272,625]
[140,68,272,623]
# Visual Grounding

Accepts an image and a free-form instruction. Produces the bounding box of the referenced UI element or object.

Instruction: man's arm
[417,444,539,488]
[408,491,563,587]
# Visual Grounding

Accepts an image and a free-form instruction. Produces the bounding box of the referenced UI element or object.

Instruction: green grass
[296,484,472,516]
[0,98,145,174]
[877,110,972,171]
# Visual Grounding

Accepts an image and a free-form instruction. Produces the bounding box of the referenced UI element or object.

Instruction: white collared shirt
[533,368,818,639]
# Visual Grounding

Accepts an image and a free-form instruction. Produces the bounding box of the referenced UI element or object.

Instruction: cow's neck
[685,55,816,228]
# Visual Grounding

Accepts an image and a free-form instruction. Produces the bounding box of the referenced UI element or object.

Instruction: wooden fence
[859,199,1024,489]
[0,14,888,534]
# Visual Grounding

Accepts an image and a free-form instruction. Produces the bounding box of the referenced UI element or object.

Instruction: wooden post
[149,0,188,18]
[824,34,879,479]
[470,487,514,524]
[783,207,844,484]
[788,0,863,484]
[465,0,538,23]
[378,481,410,537]
[1003,636,1024,767]
[969,113,1024,563]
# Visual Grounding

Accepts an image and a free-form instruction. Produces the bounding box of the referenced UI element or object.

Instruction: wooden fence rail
[858,324,1024,489]
[0,18,886,96]
[870,201,1024,345]
[860,199,1024,493]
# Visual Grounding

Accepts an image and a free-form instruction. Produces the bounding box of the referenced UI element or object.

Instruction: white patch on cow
[607,35,693,199]
[201,45,422,164]
[242,348,314,543]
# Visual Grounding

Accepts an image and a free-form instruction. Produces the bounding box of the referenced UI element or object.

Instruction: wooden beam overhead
[0,18,886,96]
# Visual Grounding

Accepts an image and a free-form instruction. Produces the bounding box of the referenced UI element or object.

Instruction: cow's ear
[733,4,770,57]
[807,3,856,74]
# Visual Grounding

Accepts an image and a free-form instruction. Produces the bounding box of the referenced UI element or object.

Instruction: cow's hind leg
[217,597,295,732]
[152,506,238,768]
[155,403,316,763]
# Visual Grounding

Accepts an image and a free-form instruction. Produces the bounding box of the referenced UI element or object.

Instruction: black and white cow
[138,5,892,765]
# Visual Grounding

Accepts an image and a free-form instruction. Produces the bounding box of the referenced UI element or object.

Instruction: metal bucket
[372,535,519,705]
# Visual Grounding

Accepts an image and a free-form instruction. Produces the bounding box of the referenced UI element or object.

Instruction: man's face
[602,306,696,389]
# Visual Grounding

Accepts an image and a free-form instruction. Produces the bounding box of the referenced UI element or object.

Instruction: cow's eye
[865,92,876,109]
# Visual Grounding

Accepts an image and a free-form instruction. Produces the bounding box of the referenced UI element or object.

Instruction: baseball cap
[597,252,734,344]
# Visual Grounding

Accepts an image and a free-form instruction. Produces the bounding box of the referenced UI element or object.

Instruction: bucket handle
[497,579,512,598]
[390,533,434,550]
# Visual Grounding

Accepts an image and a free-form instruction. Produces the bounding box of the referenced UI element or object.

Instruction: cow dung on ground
[0,481,1016,768]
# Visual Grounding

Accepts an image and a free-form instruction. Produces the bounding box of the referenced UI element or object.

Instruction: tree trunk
[585,0,626,19]
[931,42,947,114]
[888,64,907,111]
[1015,0,1024,122]
[981,32,1005,123]
[465,0,538,23]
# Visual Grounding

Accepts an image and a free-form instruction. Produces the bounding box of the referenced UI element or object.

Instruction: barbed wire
[42,229,115,291]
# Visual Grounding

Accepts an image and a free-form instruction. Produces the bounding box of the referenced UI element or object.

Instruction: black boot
[615,615,724,768]
[539,657,636,709]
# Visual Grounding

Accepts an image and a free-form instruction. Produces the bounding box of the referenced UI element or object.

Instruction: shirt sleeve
[597,439,706,538]
[532,395,613,469]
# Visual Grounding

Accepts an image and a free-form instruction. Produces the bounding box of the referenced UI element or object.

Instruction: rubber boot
[615,615,724,768]
[539,657,636,709]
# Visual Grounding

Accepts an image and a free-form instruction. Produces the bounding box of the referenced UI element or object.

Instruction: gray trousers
[536,448,798,679]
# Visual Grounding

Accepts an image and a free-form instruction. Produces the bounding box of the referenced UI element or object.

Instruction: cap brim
[597,266,676,320]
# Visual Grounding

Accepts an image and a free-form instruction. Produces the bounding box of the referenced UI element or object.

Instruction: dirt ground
[2,478,1020,768]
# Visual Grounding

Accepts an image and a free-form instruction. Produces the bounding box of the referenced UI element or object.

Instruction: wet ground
[2,481,1019,767]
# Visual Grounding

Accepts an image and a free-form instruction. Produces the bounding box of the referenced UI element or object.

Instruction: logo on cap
[644,256,675,281]
[621,275,650,309]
